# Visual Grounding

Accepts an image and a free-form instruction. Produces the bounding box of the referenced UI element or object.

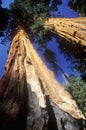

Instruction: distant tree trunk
[0,27,85,130]
[44,17,86,46]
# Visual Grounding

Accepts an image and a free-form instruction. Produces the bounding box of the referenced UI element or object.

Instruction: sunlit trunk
[0,27,85,130]
[44,17,86,46]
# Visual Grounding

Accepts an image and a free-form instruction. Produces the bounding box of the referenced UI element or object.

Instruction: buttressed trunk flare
[0,28,85,130]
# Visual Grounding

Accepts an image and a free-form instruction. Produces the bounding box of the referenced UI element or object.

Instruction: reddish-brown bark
[44,17,86,46]
[0,28,85,130]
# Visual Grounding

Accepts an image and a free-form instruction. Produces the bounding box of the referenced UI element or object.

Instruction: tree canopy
[55,35,86,79]
[64,75,86,117]
[0,0,86,122]
[0,0,62,43]
[0,0,86,77]
[68,0,86,16]
[0,0,86,78]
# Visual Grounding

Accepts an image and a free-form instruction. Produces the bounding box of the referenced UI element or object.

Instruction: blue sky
[33,0,79,84]
[0,0,79,84]
[0,0,14,77]
[2,0,14,8]
[0,42,10,77]
[58,0,79,18]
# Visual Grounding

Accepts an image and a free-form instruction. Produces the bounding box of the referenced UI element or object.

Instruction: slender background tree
[0,0,86,130]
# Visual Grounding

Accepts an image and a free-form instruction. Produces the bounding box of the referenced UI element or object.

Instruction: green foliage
[64,75,86,117]
[9,0,62,43]
[10,0,51,42]
[0,0,62,44]
[55,36,86,79]
[68,0,86,16]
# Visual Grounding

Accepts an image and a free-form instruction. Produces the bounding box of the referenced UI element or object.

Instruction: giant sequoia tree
[44,17,86,46]
[0,0,86,130]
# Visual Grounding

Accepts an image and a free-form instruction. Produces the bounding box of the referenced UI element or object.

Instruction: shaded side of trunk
[0,28,85,130]
[44,17,86,46]
[0,28,28,130]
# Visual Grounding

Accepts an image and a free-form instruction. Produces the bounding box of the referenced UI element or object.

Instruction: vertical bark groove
[44,17,86,46]
[45,96,58,130]
[0,28,85,130]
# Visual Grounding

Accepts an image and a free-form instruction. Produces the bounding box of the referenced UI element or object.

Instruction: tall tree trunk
[44,17,86,46]
[0,27,85,130]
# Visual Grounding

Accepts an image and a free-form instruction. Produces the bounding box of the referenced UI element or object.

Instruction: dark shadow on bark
[49,99,86,130]
[0,73,28,130]
[0,72,85,130]
[45,95,58,130]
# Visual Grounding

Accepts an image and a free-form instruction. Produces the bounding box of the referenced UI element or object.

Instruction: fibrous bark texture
[44,17,86,46]
[0,28,85,130]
